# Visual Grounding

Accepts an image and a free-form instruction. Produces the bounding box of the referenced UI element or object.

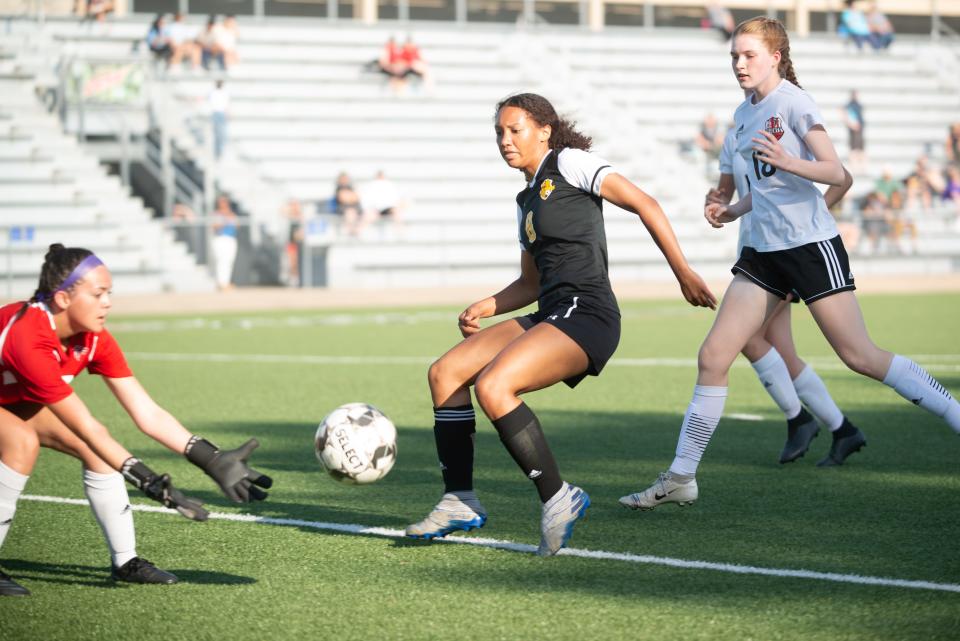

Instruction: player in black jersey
[405,93,716,556]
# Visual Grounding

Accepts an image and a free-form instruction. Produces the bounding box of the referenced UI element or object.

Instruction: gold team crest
[524,211,537,243]
[539,179,555,201]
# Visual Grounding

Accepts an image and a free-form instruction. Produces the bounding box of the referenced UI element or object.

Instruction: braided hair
[733,17,801,89]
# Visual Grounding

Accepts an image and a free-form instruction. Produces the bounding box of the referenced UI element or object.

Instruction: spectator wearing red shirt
[0,244,272,597]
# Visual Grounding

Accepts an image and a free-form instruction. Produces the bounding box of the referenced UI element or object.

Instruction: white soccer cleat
[537,482,590,557]
[405,491,487,540]
[618,472,698,511]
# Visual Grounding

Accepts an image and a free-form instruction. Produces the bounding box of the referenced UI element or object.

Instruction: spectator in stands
[220,15,240,68]
[858,190,891,255]
[212,195,239,291]
[166,12,202,72]
[370,36,407,95]
[704,2,735,40]
[362,170,405,229]
[197,16,227,71]
[146,15,173,64]
[945,121,960,165]
[874,167,904,212]
[332,172,364,236]
[694,113,725,173]
[838,0,872,51]
[942,164,960,216]
[866,2,894,50]
[208,80,229,159]
[282,199,305,287]
[78,0,114,23]
[842,90,866,172]
[905,155,944,212]
[400,36,432,92]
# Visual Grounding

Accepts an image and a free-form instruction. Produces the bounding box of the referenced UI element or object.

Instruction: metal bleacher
[3,16,959,292]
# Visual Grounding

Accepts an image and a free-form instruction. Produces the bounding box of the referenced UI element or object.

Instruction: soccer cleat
[618,472,698,511]
[817,424,867,467]
[405,492,487,540]
[0,568,30,596]
[537,482,590,557]
[111,557,178,584]
[779,408,820,463]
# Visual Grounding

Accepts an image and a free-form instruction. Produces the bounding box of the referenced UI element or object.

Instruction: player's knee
[697,341,729,377]
[427,358,452,393]
[836,347,876,378]
[473,371,507,413]
[7,424,40,466]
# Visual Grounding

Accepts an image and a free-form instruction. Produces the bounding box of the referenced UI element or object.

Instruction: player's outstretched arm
[601,173,717,310]
[48,393,208,520]
[105,376,273,503]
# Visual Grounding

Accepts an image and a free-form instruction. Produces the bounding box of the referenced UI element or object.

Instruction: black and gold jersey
[516,148,618,315]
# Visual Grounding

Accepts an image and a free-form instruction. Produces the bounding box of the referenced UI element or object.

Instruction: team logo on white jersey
[539,179,555,201]
[524,210,537,243]
[765,116,785,140]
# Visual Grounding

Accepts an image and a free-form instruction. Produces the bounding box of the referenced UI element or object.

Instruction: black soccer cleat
[818,422,867,467]
[0,568,30,596]
[111,557,179,584]
[779,408,820,464]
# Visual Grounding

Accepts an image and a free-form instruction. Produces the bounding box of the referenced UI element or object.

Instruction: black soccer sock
[492,402,562,503]
[833,417,857,439]
[434,405,476,493]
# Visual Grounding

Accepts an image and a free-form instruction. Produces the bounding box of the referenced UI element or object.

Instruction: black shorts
[733,235,856,304]
[515,295,620,388]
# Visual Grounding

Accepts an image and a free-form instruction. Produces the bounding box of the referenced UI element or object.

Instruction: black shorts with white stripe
[515,295,621,388]
[732,235,856,304]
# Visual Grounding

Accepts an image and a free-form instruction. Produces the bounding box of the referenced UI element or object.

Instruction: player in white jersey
[621,17,960,511]
[706,121,862,466]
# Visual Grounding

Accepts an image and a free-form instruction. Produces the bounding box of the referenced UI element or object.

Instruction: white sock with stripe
[750,348,802,419]
[83,469,138,568]
[793,365,845,431]
[883,355,960,433]
[669,385,727,477]
[0,461,28,550]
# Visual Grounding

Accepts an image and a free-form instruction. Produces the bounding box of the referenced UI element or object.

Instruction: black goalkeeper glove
[184,436,273,503]
[121,457,209,521]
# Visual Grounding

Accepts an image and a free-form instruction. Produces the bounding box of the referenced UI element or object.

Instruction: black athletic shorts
[733,235,856,304]
[515,295,621,388]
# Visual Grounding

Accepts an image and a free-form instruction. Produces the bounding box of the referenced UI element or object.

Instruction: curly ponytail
[495,93,593,152]
[733,16,801,88]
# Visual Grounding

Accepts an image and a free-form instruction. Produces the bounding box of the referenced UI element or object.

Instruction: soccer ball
[315,403,397,484]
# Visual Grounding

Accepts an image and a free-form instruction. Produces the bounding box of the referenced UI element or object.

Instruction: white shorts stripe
[824,240,846,287]
[817,242,839,290]
[563,296,580,319]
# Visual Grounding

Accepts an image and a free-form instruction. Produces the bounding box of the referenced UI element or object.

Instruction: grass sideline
[2,291,959,640]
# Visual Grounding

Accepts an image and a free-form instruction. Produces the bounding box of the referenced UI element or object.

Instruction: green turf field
[2,291,959,640]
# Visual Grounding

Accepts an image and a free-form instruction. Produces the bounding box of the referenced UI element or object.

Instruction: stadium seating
[0,36,215,298]
[1,16,958,291]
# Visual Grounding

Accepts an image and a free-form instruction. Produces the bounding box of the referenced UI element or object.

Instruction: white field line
[124,352,960,373]
[20,494,960,594]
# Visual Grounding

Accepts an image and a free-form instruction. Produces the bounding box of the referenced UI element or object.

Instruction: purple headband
[37,254,105,302]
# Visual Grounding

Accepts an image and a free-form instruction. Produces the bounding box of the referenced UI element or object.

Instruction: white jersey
[732,79,838,252]
[718,127,751,255]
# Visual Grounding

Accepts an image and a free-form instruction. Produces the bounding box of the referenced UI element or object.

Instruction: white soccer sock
[669,385,727,477]
[883,354,960,433]
[83,469,137,568]
[0,460,29,550]
[750,348,802,419]
[793,365,845,431]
